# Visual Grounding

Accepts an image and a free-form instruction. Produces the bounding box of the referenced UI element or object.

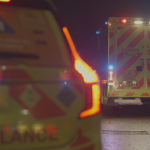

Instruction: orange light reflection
[62,27,99,83]
[79,84,100,118]
[121,19,127,23]
[102,80,108,84]
[62,27,101,118]
[0,0,10,2]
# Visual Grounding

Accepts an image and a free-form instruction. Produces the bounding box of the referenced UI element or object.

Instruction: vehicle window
[0,0,71,67]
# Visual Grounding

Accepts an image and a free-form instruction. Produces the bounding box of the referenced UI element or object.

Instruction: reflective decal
[0,17,15,33]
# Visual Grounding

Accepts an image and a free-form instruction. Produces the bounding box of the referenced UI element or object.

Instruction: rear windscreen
[0,0,71,67]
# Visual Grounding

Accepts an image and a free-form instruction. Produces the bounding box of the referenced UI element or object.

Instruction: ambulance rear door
[113,18,147,94]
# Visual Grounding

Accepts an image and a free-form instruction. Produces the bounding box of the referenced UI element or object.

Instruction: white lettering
[122,48,139,52]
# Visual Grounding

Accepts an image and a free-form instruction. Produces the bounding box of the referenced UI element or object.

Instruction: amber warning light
[63,27,101,118]
[0,0,10,2]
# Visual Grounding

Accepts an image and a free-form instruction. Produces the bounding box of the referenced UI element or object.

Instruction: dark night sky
[52,0,150,69]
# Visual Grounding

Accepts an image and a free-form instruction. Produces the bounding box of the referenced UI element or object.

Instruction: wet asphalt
[101,105,150,150]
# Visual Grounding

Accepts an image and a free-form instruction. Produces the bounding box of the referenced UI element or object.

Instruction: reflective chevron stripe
[109,44,114,55]
[117,53,143,79]
[125,93,135,96]
[127,30,144,47]
[10,84,66,120]
[117,27,138,47]
[108,17,150,98]
[108,92,150,97]
[109,33,114,40]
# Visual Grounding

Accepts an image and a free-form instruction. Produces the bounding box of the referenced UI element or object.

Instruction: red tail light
[121,19,127,23]
[79,84,100,118]
[109,71,113,81]
[101,80,107,84]
[0,0,10,2]
[62,27,101,118]
[109,23,112,26]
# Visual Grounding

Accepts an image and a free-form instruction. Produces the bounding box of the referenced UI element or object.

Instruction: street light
[95,28,101,73]
[96,28,101,52]
[96,31,100,35]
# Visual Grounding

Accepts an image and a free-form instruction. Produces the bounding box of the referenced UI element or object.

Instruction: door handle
[147,58,150,61]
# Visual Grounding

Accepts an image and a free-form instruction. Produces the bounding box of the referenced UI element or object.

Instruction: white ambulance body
[102,17,150,114]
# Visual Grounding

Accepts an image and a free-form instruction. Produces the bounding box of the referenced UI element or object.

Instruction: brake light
[62,27,99,83]
[75,60,98,83]
[121,19,127,23]
[109,71,113,81]
[101,80,107,84]
[79,84,100,118]
[0,0,10,2]
[62,27,100,118]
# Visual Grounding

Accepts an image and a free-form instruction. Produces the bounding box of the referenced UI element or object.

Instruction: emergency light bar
[105,22,109,25]
[109,65,113,70]
[121,19,127,23]
[113,19,145,24]
[0,0,10,2]
[134,21,143,24]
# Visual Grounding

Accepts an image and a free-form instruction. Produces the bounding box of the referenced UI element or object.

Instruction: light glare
[79,84,100,118]
[0,0,10,2]
[63,27,101,118]
[22,109,29,115]
[121,19,127,23]
[134,21,143,24]
[109,71,113,81]
[63,27,99,83]
[109,65,113,70]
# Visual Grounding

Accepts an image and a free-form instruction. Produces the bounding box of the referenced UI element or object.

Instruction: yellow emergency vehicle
[102,17,150,114]
[0,0,101,149]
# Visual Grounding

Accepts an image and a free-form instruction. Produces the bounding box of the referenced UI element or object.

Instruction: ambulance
[0,0,101,149]
[102,17,150,114]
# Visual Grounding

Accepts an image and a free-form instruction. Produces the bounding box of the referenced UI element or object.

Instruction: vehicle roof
[0,0,55,11]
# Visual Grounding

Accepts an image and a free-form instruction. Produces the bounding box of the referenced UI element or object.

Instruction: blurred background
[52,0,150,73]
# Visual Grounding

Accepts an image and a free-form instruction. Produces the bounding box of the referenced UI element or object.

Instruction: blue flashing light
[64,81,67,85]
[105,21,109,25]
[96,31,100,34]
[109,65,113,70]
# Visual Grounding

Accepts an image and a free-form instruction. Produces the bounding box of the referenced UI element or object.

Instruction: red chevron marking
[117,53,127,63]
[141,93,149,96]
[127,30,144,47]
[117,53,143,79]
[117,27,138,47]
[109,33,114,39]
[125,93,135,96]
[109,45,114,55]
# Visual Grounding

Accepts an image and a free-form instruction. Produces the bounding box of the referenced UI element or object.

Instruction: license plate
[120,81,139,87]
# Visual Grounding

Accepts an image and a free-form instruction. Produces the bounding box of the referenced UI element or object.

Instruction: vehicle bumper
[48,114,102,150]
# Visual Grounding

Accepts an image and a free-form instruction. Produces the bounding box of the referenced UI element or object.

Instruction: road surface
[101,105,150,150]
